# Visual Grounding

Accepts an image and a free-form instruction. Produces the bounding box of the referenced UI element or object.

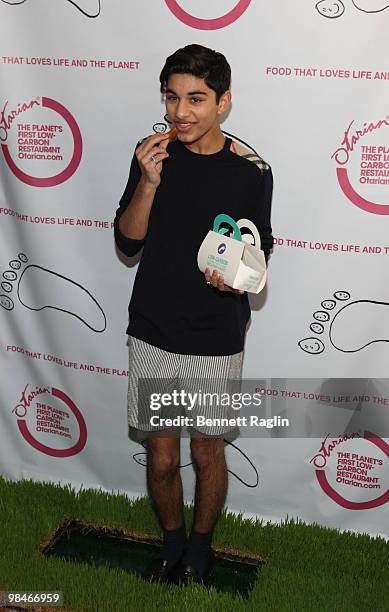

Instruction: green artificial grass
[40,518,262,599]
[0,474,388,612]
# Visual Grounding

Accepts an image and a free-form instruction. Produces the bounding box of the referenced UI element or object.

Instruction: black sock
[158,524,187,569]
[181,528,213,575]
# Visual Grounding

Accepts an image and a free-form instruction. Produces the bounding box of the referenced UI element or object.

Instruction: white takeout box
[197,229,267,294]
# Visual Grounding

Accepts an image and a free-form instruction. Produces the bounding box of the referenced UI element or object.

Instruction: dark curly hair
[160,44,231,103]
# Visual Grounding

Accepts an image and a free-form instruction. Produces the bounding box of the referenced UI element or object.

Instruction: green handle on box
[213,214,242,241]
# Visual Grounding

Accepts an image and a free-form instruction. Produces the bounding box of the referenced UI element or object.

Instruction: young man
[114,44,274,586]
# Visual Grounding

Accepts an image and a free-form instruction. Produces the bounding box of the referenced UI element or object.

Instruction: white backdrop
[1,0,388,540]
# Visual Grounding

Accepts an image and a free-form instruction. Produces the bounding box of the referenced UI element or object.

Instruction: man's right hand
[135,132,171,188]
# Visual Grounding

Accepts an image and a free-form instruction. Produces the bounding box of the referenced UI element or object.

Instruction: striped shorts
[127,335,243,444]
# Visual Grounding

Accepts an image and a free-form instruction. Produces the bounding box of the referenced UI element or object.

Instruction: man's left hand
[204,268,245,294]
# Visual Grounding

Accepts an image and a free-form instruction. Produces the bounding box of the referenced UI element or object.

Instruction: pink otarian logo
[310,431,389,509]
[0,96,82,187]
[164,0,251,29]
[12,384,87,457]
[331,115,389,215]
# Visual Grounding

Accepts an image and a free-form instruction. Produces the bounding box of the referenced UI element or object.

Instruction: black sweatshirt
[114,136,274,356]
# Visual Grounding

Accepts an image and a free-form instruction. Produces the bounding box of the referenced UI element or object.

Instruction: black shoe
[170,549,215,586]
[141,554,182,583]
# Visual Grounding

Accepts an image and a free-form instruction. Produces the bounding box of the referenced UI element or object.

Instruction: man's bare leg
[180,437,227,574]
[146,435,187,567]
[191,437,227,531]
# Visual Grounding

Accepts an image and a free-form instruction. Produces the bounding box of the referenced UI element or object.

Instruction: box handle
[213,214,242,241]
